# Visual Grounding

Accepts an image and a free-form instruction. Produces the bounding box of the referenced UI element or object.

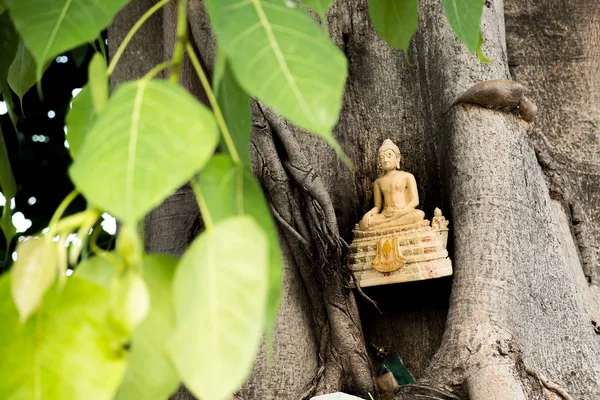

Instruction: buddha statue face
[378,139,401,171]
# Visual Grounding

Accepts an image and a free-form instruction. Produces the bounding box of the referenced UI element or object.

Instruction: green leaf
[368,0,418,54]
[214,51,252,166]
[0,82,18,128]
[0,273,127,400]
[167,216,269,400]
[204,0,347,150]
[301,0,333,22]
[88,53,108,113]
[78,254,150,337]
[0,127,15,199]
[442,0,485,52]
[0,1,6,14]
[108,270,150,337]
[71,44,89,68]
[76,253,121,288]
[0,125,16,247]
[78,254,180,400]
[0,14,19,126]
[0,206,15,249]
[66,86,95,159]
[10,237,59,322]
[7,40,47,106]
[70,79,219,224]
[195,155,282,327]
[116,255,179,400]
[5,0,130,81]
[0,12,17,82]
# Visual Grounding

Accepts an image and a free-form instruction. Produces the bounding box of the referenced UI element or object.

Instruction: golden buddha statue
[348,139,453,287]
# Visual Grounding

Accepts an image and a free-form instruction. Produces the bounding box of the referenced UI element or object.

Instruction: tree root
[251,104,376,396]
[351,274,382,315]
[524,365,575,400]
[397,383,462,399]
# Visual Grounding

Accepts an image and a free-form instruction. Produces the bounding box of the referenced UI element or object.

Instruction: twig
[524,365,575,400]
[352,273,382,314]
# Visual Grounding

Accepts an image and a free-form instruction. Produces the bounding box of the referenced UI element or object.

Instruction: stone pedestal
[348,220,452,287]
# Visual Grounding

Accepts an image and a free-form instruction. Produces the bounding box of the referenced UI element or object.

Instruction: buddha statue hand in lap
[359,139,425,231]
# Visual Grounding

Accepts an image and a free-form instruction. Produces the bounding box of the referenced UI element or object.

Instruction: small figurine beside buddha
[348,139,452,287]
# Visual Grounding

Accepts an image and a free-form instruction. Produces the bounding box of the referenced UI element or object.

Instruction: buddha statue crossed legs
[359,139,425,231]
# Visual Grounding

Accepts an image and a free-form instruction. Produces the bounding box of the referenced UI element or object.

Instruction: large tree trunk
[504,0,600,330]
[411,1,600,398]
[109,0,600,398]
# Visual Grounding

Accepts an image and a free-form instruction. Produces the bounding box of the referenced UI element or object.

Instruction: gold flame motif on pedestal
[373,237,405,272]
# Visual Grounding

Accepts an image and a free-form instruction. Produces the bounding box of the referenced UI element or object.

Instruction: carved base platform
[348,220,452,288]
[350,258,452,287]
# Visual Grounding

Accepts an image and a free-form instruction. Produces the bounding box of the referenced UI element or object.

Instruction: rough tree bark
[109,0,600,399]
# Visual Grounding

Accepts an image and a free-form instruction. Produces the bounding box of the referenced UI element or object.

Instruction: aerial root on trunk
[251,104,376,397]
[524,365,575,400]
[351,273,382,314]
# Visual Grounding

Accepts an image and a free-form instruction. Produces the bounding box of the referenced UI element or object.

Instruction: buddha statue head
[378,139,401,171]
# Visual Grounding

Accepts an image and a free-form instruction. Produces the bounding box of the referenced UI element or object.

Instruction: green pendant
[382,353,415,385]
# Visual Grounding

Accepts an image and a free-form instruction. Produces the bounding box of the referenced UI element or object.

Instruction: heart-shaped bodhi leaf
[78,254,180,400]
[5,0,130,80]
[66,86,95,160]
[442,0,485,52]
[204,0,347,156]
[0,274,127,400]
[10,237,59,322]
[195,155,282,331]
[168,216,269,400]
[70,79,219,225]
[369,0,418,55]
[7,39,50,107]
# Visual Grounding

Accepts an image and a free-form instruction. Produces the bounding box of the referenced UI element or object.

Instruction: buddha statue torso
[378,171,410,215]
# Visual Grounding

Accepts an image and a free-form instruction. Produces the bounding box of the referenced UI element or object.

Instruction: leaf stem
[69,209,100,265]
[48,190,79,236]
[106,0,171,77]
[191,179,214,231]
[185,43,242,165]
[51,210,95,236]
[88,222,103,254]
[142,61,173,81]
[97,34,107,62]
[170,0,189,84]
